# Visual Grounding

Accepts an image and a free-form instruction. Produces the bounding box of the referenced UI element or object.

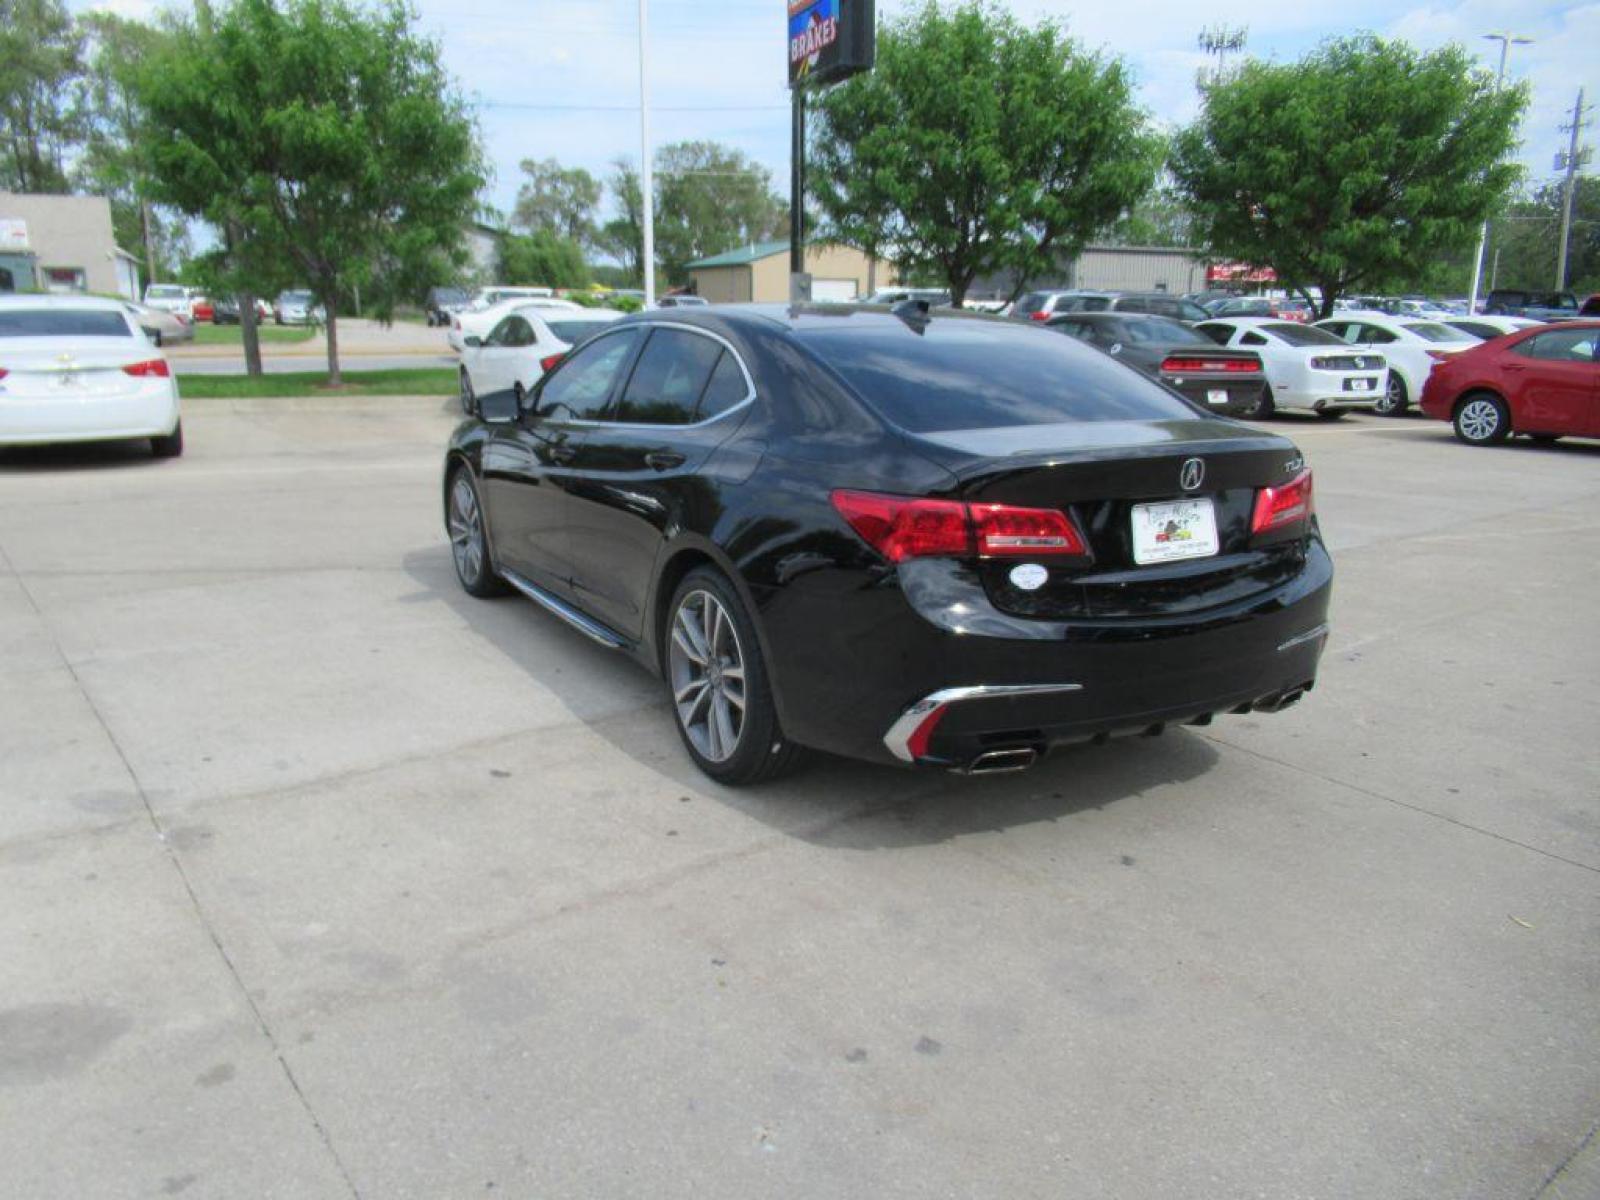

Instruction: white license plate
[1132,498,1220,565]
[1206,388,1229,405]
[1349,378,1372,392]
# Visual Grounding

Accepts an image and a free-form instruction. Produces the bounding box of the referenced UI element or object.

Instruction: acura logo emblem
[1180,458,1205,491]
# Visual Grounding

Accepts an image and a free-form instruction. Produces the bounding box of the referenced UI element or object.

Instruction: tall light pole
[1467,32,1531,313]
[638,0,655,306]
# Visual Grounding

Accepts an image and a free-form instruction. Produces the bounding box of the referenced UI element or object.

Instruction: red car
[190,296,214,322]
[1420,320,1599,445]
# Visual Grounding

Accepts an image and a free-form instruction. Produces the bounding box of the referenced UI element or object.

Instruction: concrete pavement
[1,403,1596,1198]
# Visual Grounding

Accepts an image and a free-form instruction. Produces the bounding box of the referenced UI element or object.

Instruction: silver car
[274,290,325,326]
[122,301,194,346]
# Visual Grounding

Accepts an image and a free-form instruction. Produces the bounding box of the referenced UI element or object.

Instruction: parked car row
[141,283,321,326]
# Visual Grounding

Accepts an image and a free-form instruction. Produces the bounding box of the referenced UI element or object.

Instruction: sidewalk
[165,317,451,360]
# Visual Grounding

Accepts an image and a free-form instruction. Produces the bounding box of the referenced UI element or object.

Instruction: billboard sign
[788,0,874,89]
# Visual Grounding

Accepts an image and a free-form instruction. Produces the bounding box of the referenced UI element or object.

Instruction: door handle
[1502,364,1525,372]
[644,450,686,472]
[548,442,577,464]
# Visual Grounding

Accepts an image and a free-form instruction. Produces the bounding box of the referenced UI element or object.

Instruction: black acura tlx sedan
[442,303,1332,785]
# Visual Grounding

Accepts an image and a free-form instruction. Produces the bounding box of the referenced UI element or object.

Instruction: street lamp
[1466,32,1532,313]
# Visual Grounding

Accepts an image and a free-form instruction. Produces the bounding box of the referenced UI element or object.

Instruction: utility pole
[1196,25,1248,85]
[637,0,655,306]
[1467,32,1531,313]
[1555,87,1592,291]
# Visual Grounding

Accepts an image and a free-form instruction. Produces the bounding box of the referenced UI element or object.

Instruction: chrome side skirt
[883,682,1084,763]
[499,568,631,651]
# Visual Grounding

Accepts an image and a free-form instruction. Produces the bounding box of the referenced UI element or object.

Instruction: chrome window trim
[551,320,757,432]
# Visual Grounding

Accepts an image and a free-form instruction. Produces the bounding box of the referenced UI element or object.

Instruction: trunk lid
[909,419,1310,619]
[0,338,162,400]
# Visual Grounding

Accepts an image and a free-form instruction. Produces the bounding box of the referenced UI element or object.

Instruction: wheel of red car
[1453,393,1510,445]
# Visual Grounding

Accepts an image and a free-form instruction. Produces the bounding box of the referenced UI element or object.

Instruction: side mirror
[463,335,482,348]
[477,388,518,424]
[1109,343,1123,356]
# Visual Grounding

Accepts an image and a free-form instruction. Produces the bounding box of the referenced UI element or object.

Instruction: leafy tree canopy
[136,0,483,382]
[500,228,589,290]
[513,157,600,245]
[808,1,1162,305]
[0,0,84,192]
[654,141,787,284]
[1171,35,1528,317]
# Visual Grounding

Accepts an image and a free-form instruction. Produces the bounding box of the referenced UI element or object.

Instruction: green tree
[1172,35,1527,318]
[0,0,83,192]
[74,11,175,284]
[595,156,644,285]
[513,157,600,245]
[1486,179,1600,295]
[809,2,1161,306]
[654,141,787,285]
[136,0,484,384]
[500,229,588,289]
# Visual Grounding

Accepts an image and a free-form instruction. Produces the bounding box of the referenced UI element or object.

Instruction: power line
[474,101,789,113]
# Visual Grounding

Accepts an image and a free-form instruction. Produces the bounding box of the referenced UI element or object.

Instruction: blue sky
[82,0,1598,224]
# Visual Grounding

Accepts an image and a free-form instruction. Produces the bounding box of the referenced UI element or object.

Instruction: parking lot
[2,398,1597,1198]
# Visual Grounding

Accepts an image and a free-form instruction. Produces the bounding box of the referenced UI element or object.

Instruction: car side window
[1359,324,1397,344]
[486,317,513,347]
[611,328,724,425]
[535,328,642,420]
[511,317,537,347]
[1178,301,1210,322]
[1515,329,1598,362]
[696,350,750,421]
[1117,297,1149,314]
[1241,331,1268,346]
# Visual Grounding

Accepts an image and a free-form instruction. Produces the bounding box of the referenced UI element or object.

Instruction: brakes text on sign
[791,14,839,65]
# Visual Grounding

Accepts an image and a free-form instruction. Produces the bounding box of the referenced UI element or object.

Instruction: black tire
[459,369,475,416]
[150,421,183,458]
[1452,393,1511,445]
[1375,371,1408,416]
[446,467,509,597]
[664,567,806,785]
[1316,408,1347,420]
[1249,385,1276,420]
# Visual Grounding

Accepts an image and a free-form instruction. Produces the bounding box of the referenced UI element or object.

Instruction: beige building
[687,240,896,303]
[0,193,141,298]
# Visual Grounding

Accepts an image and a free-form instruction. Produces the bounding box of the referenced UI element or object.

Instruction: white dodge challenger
[0,295,183,457]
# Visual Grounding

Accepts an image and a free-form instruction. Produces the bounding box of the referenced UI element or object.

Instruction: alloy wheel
[448,475,485,583]
[668,589,746,763]
[1376,374,1403,415]
[1457,397,1501,442]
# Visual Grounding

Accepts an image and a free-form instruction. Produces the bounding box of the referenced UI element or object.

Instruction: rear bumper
[0,385,179,445]
[756,535,1333,769]
[1166,378,1263,416]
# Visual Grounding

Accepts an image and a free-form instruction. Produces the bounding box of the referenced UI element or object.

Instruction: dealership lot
[1,399,1597,1199]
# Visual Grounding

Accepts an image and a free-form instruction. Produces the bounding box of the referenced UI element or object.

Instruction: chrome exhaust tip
[961,747,1039,775]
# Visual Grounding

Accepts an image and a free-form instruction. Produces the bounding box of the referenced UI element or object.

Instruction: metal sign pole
[790,85,806,281]
[639,0,655,307]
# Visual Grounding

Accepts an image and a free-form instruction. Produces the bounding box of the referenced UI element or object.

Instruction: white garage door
[811,278,857,302]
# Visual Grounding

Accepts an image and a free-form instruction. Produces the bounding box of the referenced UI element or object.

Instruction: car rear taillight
[1161,356,1259,374]
[1028,310,1049,321]
[539,353,565,372]
[830,490,1088,563]
[1251,469,1313,535]
[122,359,170,377]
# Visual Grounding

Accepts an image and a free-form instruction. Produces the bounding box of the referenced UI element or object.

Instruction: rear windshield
[1123,318,1197,344]
[0,309,132,338]
[1262,322,1342,346]
[797,318,1197,432]
[545,318,613,344]
[1403,321,1471,343]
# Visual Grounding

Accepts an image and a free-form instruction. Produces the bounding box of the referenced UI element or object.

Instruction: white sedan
[458,305,625,411]
[1312,311,1478,416]
[0,295,183,456]
[1445,315,1544,341]
[1193,317,1387,418]
[447,295,582,352]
